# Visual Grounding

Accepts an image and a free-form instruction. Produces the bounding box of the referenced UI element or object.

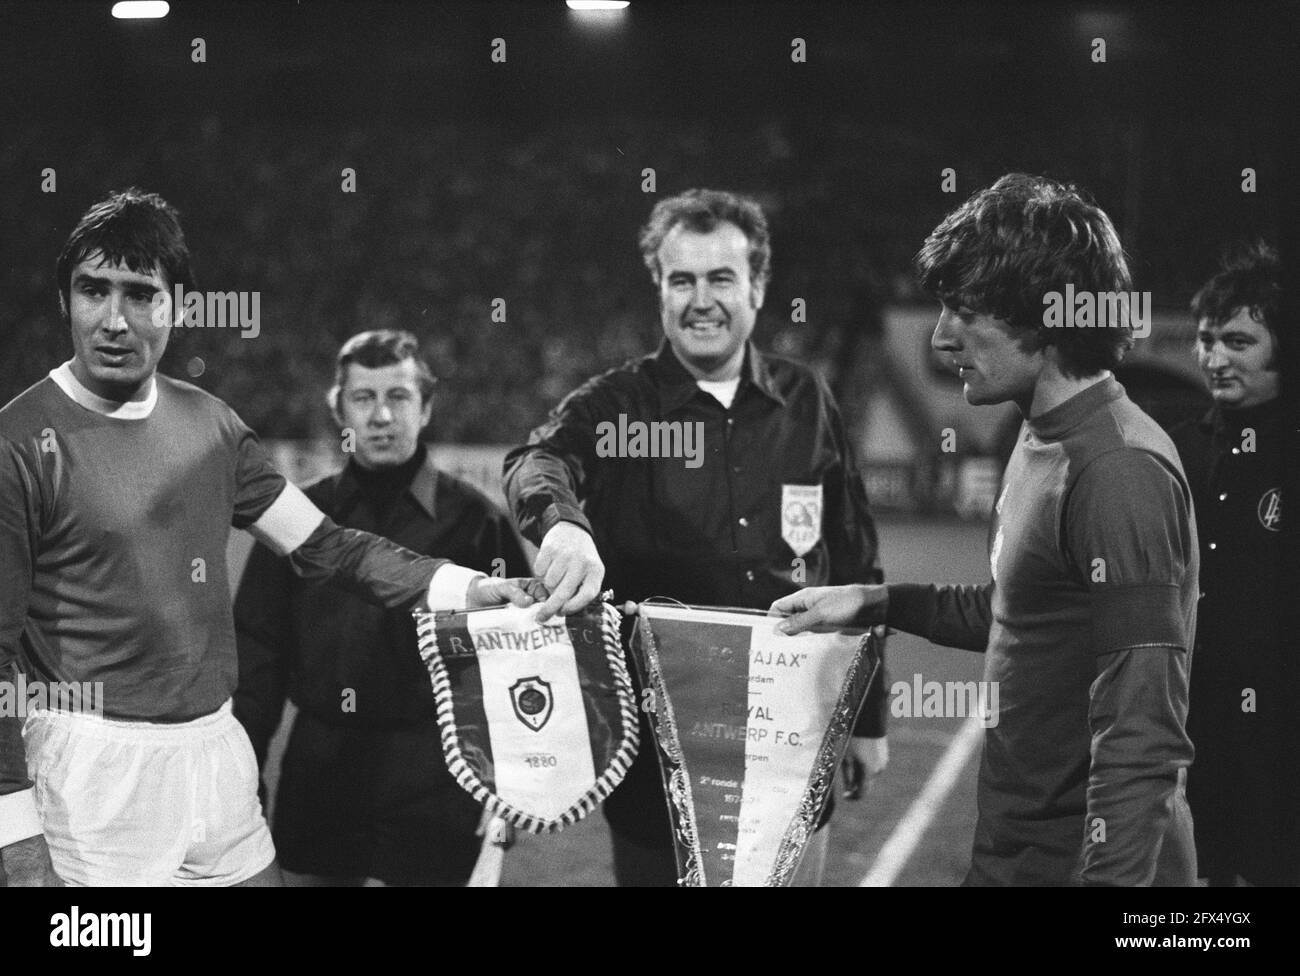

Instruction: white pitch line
[858,713,984,887]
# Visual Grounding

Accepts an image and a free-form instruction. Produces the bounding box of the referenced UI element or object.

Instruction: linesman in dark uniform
[234,330,529,885]
[1169,243,1294,885]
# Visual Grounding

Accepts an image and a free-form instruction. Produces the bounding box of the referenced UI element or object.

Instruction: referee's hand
[466,576,539,610]
[532,522,605,621]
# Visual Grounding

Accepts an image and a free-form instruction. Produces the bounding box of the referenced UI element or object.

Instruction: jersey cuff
[1091,583,1187,655]
[885,583,935,636]
[427,564,486,611]
[248,482,326,557]
[0,788,42,848]
[540,503,592,540]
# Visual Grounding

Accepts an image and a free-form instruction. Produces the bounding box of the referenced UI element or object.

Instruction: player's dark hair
[1190,240,1281,352]
[56,188,193,317]
[915,173,1133,378]
[639,188,772,286]
[329,329,437,412]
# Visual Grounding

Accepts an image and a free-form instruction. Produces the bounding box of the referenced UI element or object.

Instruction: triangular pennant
[415,602,639,833]
[635,604,880,886]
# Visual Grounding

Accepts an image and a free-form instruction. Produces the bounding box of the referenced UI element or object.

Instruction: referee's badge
[782,484,823,557]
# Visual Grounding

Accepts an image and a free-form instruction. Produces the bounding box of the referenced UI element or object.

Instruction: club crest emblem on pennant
[782,483,823,556]
[415,602,638,833]
[634,603,882,886]
[510,676,553,731]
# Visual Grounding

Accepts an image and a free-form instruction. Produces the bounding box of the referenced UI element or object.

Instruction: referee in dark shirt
[504,189,887,885]
[234,330,529,886]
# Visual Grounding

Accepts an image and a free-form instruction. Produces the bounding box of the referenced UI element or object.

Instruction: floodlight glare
[111,1,170,19]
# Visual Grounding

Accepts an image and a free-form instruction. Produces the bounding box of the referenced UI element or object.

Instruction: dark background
[0,0,1295,898]
[0,0,1289,440]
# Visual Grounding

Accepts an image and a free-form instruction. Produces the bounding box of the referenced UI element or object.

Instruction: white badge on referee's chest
[781,483,823,557]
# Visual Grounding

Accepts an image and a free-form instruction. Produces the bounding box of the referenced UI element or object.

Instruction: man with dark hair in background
[504,188,887,886]
[234,329,529,886]
[0,190,533,887]
[1169,242,1293,885]
[776,174,1200,886]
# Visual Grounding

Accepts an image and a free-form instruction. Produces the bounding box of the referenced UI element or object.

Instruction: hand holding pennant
[769,584,890,634]
[768,587,892,800]
[413,595,638,834]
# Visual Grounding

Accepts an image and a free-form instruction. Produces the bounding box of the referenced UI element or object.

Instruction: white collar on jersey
[50,360,159,420]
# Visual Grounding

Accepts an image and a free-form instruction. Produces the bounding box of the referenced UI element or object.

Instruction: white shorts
[24,700,276,886]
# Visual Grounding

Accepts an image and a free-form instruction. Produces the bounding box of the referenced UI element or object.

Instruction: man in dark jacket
[503,188,888,886]
[1168,243,1294,886]
[235,330,529,886]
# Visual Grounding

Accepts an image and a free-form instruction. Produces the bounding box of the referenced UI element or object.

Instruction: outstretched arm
[231,423,534,612]
[248,484,537,611]
[773,581,993,653]
[503,380,611,618]
[883,582,994,653]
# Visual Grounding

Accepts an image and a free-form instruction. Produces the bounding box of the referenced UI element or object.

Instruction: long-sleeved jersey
[887,376,1199,886]
[0,363,478,847]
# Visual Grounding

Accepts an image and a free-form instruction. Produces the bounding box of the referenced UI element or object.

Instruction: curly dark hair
[915,173,1133,378]
[56,188,193,318]
[638,188,771,286]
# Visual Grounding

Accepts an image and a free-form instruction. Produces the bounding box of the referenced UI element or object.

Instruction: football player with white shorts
[0,188,534,886]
